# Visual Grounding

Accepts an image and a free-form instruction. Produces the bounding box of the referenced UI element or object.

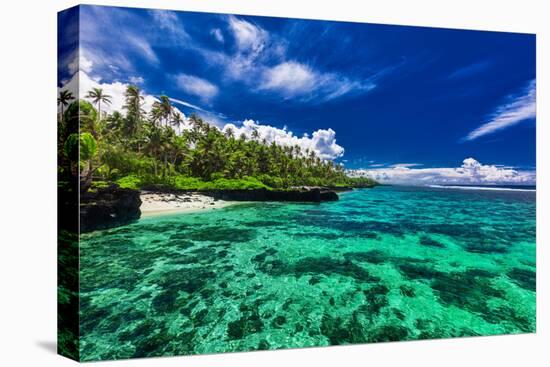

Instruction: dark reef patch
[242,220,284,228]
[465,240,508,254]
[227,312,264,340]
[419,235,445,248]
[157,268,215,294]
[254,254,381,283]
[308,275,323,285]
[118,319,158,343]
[431,270,505,315]
[368,324,409,342]
[152,291,180,313]
[481,305,533,331]
[252,248,278,263]
[272,315,287,328]
[396,263,444,281]
[344,250,387,264]
[186,227,257,242]
[320,314,354,345]
[361,284,390,317]
[399,285,416,297]
[292,257,380,283]
[507,268,536,291]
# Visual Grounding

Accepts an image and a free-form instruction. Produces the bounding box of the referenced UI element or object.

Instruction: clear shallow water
[79,186,536,361]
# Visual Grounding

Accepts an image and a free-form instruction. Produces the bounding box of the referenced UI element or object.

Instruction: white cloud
[128,76,144,85]
[464,80,536,141]
[349,158,535,185]
[169,97,207,112]
[149,9,189,44]
[228,16,267,54]
[261,62,316,96]
[67,52,93,74]
[175,74,219,102]
[390,163,423,168]
[211,28,224,43]
[127,35,159,65]
[221,16,372,102]
[222,119,344,160]
[260,61,375,101]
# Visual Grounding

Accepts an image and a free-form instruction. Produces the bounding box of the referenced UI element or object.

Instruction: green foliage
[100,146,156,180]
[172,176,206,190]
[79,133,97,161]
[116,175,142,190]
[203,177,269,190]
[88,181,110,192]
[63,134,79,162]
[62,132,97,162]
[66,85,378,192]
[91,180,110,189]
[257,174,285,189]
[172,176,268,190]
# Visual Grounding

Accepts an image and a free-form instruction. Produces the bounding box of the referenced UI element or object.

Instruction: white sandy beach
[140,192,234,216]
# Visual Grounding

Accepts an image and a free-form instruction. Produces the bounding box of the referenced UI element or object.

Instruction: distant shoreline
[427,184,536,192]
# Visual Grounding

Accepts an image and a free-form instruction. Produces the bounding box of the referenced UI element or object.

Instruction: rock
[80,185,141,233]
[320,189,339,201]
[206,187,339,203]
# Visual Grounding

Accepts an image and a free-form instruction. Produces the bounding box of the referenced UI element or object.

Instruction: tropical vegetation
[57,86,377,192]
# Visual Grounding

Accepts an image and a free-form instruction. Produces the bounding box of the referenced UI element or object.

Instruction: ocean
[78,185,536,360]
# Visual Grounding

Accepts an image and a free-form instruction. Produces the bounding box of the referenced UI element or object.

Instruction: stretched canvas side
[57,5,81,362]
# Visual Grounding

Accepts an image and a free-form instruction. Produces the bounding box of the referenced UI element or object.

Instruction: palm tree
[224,127,234,139]
[150,96,173,127]
[123,85,145,137]
[85,88,112,122]
[171,111,184,132]
[57,90,75,122]
[251,128,260,141]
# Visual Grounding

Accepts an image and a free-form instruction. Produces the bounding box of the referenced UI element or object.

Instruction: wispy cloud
[127,35,159,65]
[175,74,219,102]
[211,28,224,43]
[447,60,491,80]
[203,15,378,102]
[349,158,535,185]
[228,15,268,55]
[464,80,536,141]
[148,9,189,45]
[259,61,375,101]
[169,97,207,112]
[78,6,162,78]
[389,163,423,168]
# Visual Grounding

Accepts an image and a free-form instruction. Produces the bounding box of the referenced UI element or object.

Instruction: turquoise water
[79,186,536,361]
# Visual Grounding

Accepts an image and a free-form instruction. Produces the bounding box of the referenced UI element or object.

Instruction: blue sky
[59,5,536,184]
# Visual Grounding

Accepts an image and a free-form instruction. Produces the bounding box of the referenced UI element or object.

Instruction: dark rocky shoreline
[80,185,142,233]
[205,187,340,202]
[80,185,345,232]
